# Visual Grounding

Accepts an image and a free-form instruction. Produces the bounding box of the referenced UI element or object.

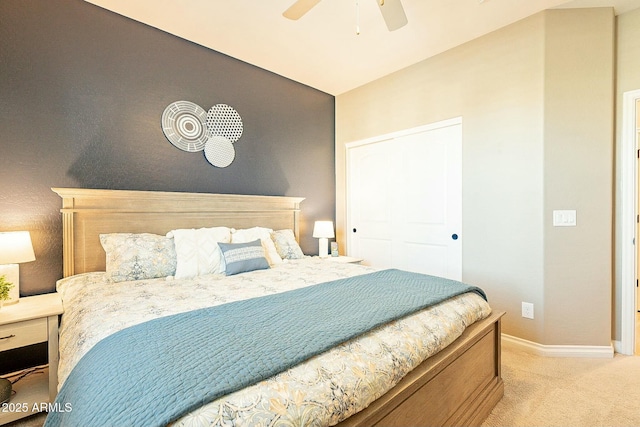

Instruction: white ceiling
[85,0,640,95]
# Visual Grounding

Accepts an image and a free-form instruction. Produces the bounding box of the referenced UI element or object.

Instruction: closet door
[348,137,398,270]
[347,120,462,280]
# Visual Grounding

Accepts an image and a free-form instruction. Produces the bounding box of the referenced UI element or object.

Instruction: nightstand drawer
[0,318,48,351]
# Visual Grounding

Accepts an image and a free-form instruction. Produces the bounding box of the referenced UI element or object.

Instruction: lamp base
[318,238,329,258]
[0,264,20,305]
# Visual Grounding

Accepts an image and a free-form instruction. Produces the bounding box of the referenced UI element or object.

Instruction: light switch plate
[553,210,577,227]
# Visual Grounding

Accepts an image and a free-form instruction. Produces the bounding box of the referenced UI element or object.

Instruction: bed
[46,187,504,427]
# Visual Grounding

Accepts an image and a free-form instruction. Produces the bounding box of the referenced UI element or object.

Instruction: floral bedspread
[56,258,491,427]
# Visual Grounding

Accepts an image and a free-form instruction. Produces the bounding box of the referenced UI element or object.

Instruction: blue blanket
[44,269,486,427]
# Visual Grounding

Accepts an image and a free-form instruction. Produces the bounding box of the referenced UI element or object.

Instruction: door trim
[344,116,462,263]
[620,89,640,355]
[345,117,462,150]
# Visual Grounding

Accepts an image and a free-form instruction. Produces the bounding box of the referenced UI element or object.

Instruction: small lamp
[313,221,334,258]
[0,231,36,305]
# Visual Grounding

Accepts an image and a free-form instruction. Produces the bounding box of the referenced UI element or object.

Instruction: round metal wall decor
[161,101,210,152]
[162,100,244,168]
[206,104,243,143]
[204,136,235,168]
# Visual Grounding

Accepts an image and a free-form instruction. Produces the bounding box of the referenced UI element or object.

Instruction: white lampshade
[0,231,36,264]
[0,231,36,305]
[313,221,334,258]
[313,221,335,239]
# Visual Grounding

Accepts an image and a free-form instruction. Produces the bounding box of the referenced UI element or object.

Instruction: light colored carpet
[6,345,640,427]
[482,346,640,427]
[4,412,45,427]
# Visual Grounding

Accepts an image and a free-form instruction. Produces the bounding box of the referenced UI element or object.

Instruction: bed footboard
[339,311,504,427]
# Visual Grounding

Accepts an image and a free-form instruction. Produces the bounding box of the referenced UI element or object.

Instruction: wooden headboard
[52,188,305,277]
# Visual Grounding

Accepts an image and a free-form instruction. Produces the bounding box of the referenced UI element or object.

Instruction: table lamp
[0,231,36,305]
[313,221,334,258]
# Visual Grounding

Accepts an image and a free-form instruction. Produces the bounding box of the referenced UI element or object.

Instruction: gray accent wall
[0,0,336,296]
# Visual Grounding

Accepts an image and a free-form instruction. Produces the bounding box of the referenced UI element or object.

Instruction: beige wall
[614,7,640,340]
[542,9,614,346]
[336,8,615,346]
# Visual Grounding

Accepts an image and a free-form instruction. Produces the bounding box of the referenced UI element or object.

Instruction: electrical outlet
[522,302,534,319]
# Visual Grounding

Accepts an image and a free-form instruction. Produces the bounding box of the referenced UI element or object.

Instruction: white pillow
[231,227,283,266]
[167,227,231,278]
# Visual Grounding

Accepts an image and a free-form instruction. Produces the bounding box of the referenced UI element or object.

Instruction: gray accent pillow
[218,239,270,276]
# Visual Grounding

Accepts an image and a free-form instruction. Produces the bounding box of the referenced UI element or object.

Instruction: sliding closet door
[348,138,398,270]
[347,120,462,280]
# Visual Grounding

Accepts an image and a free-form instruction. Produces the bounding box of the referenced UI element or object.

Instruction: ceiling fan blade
[283,0,323,20]
[376,0,408,31]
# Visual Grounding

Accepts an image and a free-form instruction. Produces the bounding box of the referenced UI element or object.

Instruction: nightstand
[0,293,63,425]
[323,256,363,264]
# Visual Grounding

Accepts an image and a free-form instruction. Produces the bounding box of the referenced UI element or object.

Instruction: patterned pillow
[218,240,269,276]
[99,233,177,282]
[271,229,304,259]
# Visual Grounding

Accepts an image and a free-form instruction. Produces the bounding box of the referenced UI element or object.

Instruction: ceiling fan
[283,0,408,32]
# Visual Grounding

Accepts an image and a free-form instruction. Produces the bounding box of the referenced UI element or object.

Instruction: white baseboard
[502,334,614,358]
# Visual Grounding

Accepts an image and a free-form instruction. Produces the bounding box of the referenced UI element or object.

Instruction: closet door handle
[451,234,459,240]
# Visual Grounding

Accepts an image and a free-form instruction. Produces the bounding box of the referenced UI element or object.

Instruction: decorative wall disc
[204,136,235,168]
[162,100,243,168]
[161,101,210,152]
[206,104,243,143]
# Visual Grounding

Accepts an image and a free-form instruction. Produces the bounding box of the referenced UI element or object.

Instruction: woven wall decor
[161,101,244,168]
[161,101,210,152]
